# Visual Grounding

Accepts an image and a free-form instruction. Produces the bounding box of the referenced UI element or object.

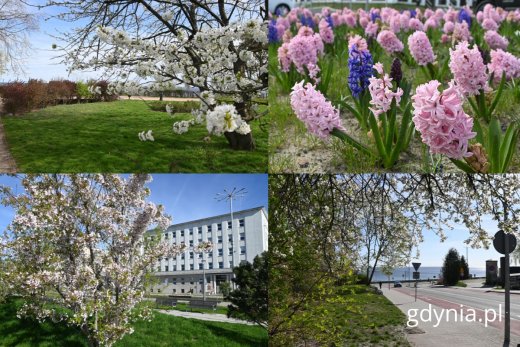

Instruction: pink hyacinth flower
[290,81,345,139]
[412,80,476,159]
[449,41,488,97]
[376,30,404,53]
[408,31,436,66]
[368,62,404,117]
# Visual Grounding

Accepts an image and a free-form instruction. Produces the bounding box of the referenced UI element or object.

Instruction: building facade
[148,206,268,296]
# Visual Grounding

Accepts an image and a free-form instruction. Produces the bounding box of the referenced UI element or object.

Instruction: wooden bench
[188,300,217,311]
[155,297,178,308]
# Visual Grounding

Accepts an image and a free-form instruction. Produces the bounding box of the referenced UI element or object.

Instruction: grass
[2,100,268,173]
[272,284,408,346]
[337,285,409,346]
[0,298,267,347]
[455,281,468,287]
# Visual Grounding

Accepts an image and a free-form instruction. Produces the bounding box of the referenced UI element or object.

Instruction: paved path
[0,118,17,173]
[119,96,199,102]
[383,285,520,346]
[157,309,256,325]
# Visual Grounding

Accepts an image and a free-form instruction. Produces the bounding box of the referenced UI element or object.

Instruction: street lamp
[202,258,206,302]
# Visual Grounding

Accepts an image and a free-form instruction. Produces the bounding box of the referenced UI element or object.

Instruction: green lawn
[2,100,267,173]
[0,299,267,347]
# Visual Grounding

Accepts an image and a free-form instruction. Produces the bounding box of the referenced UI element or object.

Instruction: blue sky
[0,174,267,233]
[1,1,102,82]
[413,215,504,268]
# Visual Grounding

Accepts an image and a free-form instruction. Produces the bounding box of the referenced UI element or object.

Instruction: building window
[165,265,169,272]
[190,264,194,270]
[227,221,232,229]
[218,249,223,256]
[208,236,212,242]
[209,263,213,269]
[218,236,222,243]
[208,225,212,232]
[190,281,194,285]
[173,278,177,285]
[181,278,185,284]
[218,262,224,269]
[158,288,161,293]
[198,226,202,232]
[164,233,169,239]
[181,289,185,294]
[228,235,233,242]
[181,265,185,271]
[230,261,233,267]
[208,252,213,257]
[189,240,193,247]
[181,254,185,259]
[228,248,233,255]
[198,253,202,259]
[190,252,194,259]
[173,289,176,293]
[217,223,222,231]
[240,234,245,241]
[198,237,202,242]
[239,219,245,227]
[180,230,184,237]
[241,246,246,255]
[199,264,203,270]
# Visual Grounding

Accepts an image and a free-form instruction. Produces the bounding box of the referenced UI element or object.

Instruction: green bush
[76,81,92,100]
[455,281,467,287]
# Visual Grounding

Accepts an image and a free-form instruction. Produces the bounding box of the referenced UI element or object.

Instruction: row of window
[164,219,245,239]
[160,261,228,272]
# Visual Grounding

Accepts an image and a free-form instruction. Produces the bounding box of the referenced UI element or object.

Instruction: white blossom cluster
[206,104,251,136]
[138,130,154,142]
[172,120,194,134]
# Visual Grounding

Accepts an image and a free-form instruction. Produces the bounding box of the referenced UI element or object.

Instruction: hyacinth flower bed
[269,4,520,173]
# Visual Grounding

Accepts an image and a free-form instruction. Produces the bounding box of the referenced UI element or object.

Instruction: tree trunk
[224,131,255,151]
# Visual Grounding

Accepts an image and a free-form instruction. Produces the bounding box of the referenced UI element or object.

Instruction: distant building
[147,206,268,296]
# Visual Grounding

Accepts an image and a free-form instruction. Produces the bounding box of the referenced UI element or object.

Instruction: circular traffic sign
[493,230,517,255]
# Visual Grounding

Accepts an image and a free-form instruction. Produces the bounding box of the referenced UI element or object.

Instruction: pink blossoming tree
[0,174,187,347]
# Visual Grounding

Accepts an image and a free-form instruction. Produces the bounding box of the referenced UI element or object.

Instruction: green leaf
[330,128,373,156]
[449,158,477,173]
[489,72,506,117]
[488,117,502,172]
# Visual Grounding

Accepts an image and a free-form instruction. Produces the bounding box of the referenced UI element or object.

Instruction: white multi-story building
[148,206,268,296]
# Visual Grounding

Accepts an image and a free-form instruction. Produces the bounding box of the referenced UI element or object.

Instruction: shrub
[26,79,49,109]
[147,100,200,113]
[76,81,92,101]
[0,82,32,114]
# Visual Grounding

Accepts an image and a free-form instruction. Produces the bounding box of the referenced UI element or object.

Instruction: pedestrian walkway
[0,119,17,173]
[382,286,520,346]
[157,309,256,325]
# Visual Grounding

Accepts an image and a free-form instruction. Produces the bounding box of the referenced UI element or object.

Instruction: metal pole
[505,231,511,344]
[203,260,206,302]
[415,280,417,302]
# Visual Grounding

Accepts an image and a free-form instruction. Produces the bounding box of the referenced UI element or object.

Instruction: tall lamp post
[216,187,247,293]
[202,258,206,302]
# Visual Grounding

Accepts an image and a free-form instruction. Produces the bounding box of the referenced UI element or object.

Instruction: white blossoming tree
[0,174,184,347]
[41,0,267,150]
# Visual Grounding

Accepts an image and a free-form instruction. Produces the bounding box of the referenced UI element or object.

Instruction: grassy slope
[0,299,267,347]
[2,100,267,173]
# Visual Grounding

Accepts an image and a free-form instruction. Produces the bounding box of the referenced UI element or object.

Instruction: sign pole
[505,232,510,344]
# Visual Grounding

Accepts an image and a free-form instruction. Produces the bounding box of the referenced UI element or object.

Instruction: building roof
[146,206,266,234]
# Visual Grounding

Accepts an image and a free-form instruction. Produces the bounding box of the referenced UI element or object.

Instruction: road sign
[493,230,517,255]
[412,262,421,271]
[413,272,420,280]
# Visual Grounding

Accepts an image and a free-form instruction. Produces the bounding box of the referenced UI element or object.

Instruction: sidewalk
[157,309,255,325]
[382,286,520,346]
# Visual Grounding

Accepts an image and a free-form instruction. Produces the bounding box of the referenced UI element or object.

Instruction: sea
[368,266,486,282]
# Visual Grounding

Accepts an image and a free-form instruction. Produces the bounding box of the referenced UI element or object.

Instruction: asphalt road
[395,280,520,323]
